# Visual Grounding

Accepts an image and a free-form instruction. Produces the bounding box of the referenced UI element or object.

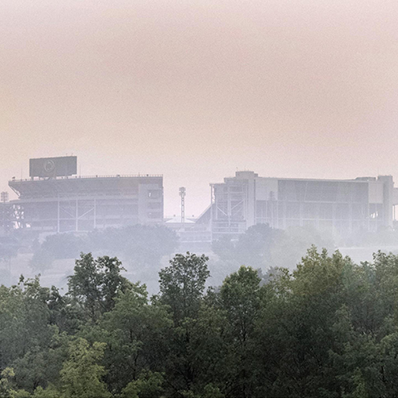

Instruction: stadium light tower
[179,187,186,224]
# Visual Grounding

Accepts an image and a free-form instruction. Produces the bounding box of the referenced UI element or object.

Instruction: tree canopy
[2,249,398,397]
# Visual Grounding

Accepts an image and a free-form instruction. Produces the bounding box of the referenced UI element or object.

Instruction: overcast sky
[1,0,397,216]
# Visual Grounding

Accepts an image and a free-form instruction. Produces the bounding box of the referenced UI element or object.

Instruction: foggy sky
[1,0,397,216]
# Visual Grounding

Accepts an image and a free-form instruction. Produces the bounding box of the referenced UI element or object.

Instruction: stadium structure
[4,159,398,241]
[196,171,398,240]
[8,157,163,233]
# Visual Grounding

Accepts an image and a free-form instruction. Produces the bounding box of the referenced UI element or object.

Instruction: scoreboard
[29,156,77,178]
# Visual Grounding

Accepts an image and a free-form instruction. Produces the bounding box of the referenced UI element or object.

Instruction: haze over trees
[1,248,398,397]
[29,225,178,271]
[210,224,334,279]
[2,220,398,288]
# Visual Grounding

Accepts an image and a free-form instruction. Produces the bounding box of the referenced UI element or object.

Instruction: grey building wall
[210,171,394,239]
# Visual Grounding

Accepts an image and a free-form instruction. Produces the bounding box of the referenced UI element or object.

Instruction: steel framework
[9,175,164,233]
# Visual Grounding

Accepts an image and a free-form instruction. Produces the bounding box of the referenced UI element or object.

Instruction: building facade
[9,173,163,233]
[208,171,396,239]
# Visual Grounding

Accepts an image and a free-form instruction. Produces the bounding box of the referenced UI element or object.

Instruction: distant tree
[270,225,334,269]
[88,225,178,268]
[29,234,88,273]
[212,224,283,270]
[0,236,20,263]
[234,224,283,268]
[41,234,86,260]
[29,249,55,273]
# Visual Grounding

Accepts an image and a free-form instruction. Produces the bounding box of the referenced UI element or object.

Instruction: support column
[57,197,60,233]
[75,199,78,232]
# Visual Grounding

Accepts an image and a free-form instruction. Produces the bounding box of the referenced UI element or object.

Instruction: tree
[220,266,262,398]
[0,277,53,373]
[0,368,17,397]
[98,283,171,392]
[0,236,20,263]
[212,224,282,270]
[67,253,131,322]
[32,385,61,398]
[12,327,69,393]
[159,252,210,325]
[121,371,164,398]
[254,248,351,397]
[270,225,334,269]
[60,338,110,398]
[87,226,178,268]
[29,249,55,273]
[158,253,211,394]
[41,234,87,261]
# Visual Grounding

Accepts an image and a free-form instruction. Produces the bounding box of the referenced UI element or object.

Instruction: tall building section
[8,157,163,233]
[208,171,396,239]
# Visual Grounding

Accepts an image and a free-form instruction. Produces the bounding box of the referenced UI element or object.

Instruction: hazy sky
[1,0,397,216]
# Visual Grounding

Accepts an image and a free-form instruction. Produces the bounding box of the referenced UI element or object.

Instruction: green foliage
[121,371,164,398]
[0,367,16,397]
[5,249,398,397]
[220,266,261,397]
[0,368,30,398]
[98,283,171,392]
[159,252,210,325]
[32,385,61,397]
[68,253,131,322]
[0,277,53,371]
[12,327,69,393]
[221,266,261,342]
[60,338,110,398]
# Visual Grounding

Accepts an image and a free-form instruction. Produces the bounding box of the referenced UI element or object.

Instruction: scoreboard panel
[29,156,77,178]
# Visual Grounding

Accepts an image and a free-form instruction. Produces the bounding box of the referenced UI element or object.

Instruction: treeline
[212,223,333,270]
[29,224,329,273]
[2,249,398,397]
[30,226,178,272]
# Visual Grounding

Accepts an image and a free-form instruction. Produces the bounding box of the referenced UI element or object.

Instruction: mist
[1,1,398,397]
[1,0,398,216]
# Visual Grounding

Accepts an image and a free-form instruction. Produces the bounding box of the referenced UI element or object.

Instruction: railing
[9,174,163,183]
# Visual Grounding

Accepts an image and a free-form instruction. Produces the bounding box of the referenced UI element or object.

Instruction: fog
[1,0,398,216]
[2,1,398,397]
